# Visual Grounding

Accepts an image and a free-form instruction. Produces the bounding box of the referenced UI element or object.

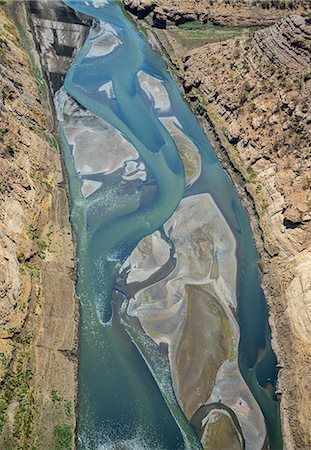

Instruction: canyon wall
[0,3,80,448]
[124,0,311,27]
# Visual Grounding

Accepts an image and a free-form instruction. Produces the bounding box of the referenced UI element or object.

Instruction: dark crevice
[283,218,300,229]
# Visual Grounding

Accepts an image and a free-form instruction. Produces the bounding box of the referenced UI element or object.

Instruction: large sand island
[122,194,266,449]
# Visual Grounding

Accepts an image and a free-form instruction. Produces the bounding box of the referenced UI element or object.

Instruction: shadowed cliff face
[27,0,92,93]
[130,9,311,449]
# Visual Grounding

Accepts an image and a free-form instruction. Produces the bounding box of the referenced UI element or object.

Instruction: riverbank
[122,5,311,449]
[0,2,81,447]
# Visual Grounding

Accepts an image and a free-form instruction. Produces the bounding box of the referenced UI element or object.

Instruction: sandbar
[160,117,202,186]
[138,70,171,112]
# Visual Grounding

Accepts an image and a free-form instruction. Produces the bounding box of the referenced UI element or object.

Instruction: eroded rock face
[0,236,22,326]
[123,0,155,19]
[186,16,310,225]
[182,15,311,249]
[0,8,51,338]
[0,3,82,448]
[123,0,311,27]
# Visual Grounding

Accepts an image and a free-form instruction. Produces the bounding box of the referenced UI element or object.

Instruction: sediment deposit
[159,116,202,185]
[138,70,171,112]
[124,194,267,449]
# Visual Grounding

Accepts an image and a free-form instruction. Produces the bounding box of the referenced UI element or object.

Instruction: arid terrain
[124,0,311,27]
[124,1,311,449]
[0,4,77,448]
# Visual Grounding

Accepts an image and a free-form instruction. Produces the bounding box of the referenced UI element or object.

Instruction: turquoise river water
[59,1,282,448]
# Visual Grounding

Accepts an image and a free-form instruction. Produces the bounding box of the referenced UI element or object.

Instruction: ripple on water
[79,421,182,450]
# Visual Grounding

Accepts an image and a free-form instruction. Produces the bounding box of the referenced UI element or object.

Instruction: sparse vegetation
[16,251,25,262]
[32,66,46,94]
[295,77,303,89]
[0,128,7,137]
[64,400,72,419]
[13,80,22,90]
[8,327,17,334]
[3,22,15,36]
[302,175,311,190]
[26,224,37,240]
[261,197,269,212]
[19,263,40,278]
[50,390,62,404]
[6,144,15,157]
[38,239,47,255]
[54,425,72,450]
[48,134,58,150]
[42,179,53,193]
[222,126,230,141]
[240,82,253,104]
[251,0,305,9]
[0,350,35,444]
[247,166,257,182]
[138,23,148,36]
[171,22,263,51]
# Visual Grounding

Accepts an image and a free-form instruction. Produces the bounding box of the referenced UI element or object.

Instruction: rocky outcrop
[124,0,156,19]
[124,0,311,27]
[0,4,53,377]
[182,15,310,245]
[148,13,310,449]
[254,15,311,71]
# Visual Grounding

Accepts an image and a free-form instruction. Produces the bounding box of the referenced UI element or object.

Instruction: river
[56,1,282,448]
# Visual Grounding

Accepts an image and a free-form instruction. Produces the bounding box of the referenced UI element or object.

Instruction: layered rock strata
[124,0,311,27]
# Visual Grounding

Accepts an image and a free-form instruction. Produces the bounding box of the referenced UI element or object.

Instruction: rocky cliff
[0,3,79,448]
[124,0,311,27]
[124,4,311,449]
